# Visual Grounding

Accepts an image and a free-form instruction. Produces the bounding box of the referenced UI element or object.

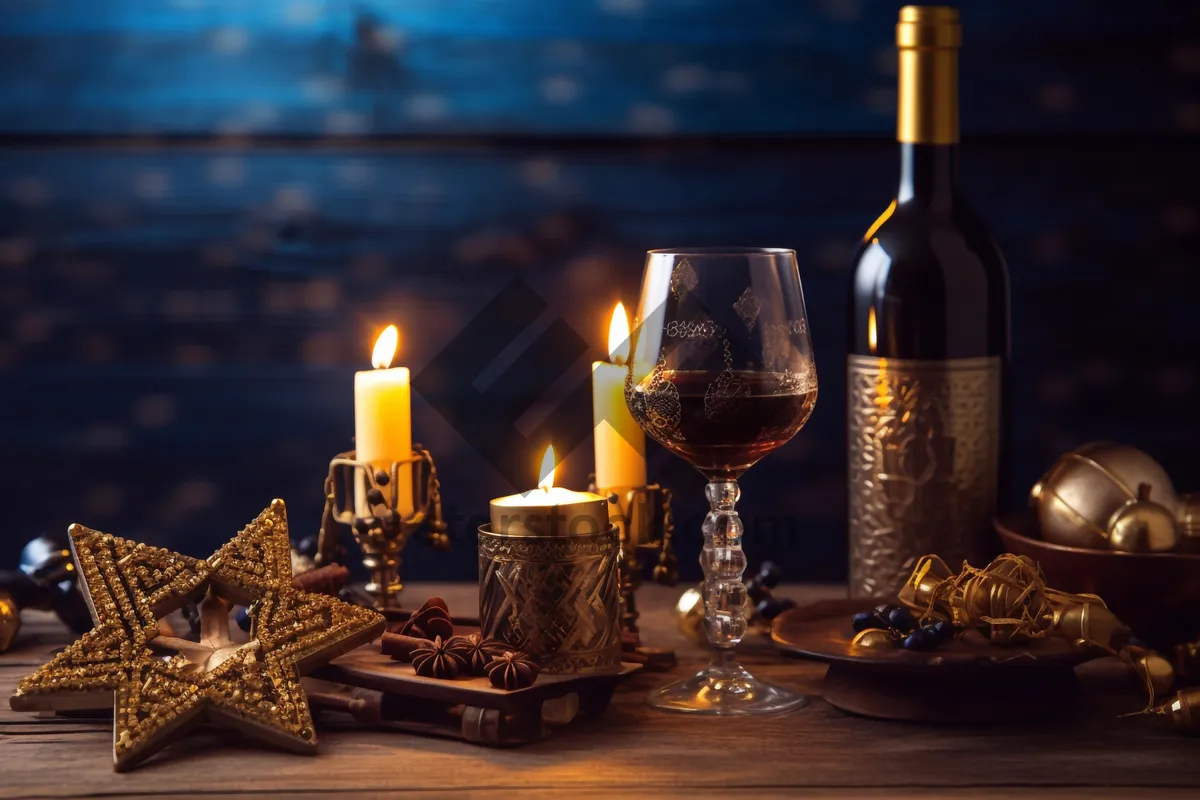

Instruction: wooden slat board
[0,140,1198,582]
[0,0,1197,135]
[1,584,1199,798]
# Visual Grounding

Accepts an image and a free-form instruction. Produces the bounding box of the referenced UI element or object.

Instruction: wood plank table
[2,584,1198,799]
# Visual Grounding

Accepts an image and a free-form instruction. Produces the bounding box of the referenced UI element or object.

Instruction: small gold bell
[1107,484,1179,553]
[1055,601,1128,650]
[897,555,955,614]
[1169,687,1200,731]
[1139,651,1177,697]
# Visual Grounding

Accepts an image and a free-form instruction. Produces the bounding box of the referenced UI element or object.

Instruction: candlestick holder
[478,522,623,674]
[588,478,679,668]
[318,445,450,613]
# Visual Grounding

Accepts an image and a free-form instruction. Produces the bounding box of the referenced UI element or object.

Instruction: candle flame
[607,301,630,365]
[867,306,877,354]
[371,325,399,369]
[538,445,556,491]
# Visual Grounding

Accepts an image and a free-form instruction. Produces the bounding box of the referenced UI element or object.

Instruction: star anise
[486,650,540,690]
[411,636,466,679]
[395,597,453,640]
[446,633,505,676]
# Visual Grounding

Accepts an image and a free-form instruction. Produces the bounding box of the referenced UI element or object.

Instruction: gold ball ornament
[1107,484,1179,553]
[0,591,20,654]
[850,628,896,652]
[1032,442,1192,550]
[675,587,706,644]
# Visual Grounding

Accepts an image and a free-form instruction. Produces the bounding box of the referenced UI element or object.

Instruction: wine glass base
[646,661,808,716]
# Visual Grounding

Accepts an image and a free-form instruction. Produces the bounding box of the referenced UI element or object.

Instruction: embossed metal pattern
[478,527,622,674]
[847,355,1001,598]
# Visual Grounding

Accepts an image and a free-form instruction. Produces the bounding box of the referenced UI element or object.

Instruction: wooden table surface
[2,583,1198,799]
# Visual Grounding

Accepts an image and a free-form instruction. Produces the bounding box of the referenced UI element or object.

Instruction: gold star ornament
[10,499,385,771]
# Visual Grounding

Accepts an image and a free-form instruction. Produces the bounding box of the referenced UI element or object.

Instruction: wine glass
[625,247,817,715]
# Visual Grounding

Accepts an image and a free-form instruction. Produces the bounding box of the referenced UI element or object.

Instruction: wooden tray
[772,598,1102,723]
[310,640,639,746]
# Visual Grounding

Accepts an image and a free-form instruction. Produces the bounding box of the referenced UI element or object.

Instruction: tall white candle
[354,325,414,517]
[592,302,647,489]
[490,446,608,537]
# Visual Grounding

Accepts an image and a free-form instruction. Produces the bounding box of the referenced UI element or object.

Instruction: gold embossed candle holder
[317,446,450,612]
[588,478,678,653]
[477,523,622,674]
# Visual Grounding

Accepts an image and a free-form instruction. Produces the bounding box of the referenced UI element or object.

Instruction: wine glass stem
[702,480,748,652]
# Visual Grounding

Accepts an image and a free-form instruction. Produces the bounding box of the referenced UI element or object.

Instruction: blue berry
[852,611,877,633]
[930,620,954,641]
[236,607,252,632]
[903,630,933,650]
[887,607,917,633]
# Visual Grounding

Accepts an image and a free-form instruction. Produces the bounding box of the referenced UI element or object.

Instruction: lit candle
[592,302,647,489]
[490,446,608,537]
[354,325,414,517]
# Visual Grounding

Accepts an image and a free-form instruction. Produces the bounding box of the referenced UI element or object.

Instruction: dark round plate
[772,598,1098,672]
[771,598,1100,722]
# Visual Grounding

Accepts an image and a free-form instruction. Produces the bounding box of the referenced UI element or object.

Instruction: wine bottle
[846,6,1010,598]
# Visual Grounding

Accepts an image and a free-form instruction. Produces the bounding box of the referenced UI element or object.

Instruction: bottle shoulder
[847,197,1010,360]
[851,197,1008,281]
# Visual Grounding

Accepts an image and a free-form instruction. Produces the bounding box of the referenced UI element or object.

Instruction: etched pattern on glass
[670,258,699,299]
[626,353,683,441]
[702,339,749,420]
[732,287,762,331]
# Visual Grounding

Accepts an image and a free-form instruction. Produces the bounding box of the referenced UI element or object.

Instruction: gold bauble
[0,591,19,653]
[1107,486,1179,553]
[1032,442,1177,549]
[850,628,896,652]
[675,587,706,644]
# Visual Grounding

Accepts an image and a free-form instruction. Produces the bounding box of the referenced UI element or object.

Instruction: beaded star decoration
[10,499,385,771]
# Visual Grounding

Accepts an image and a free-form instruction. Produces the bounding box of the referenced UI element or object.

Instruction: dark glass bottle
[846,6,1010,597]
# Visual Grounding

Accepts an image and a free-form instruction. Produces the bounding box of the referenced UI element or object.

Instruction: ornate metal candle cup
[588,480,678,650]
[477,523,622,674]
[318,446,449,611]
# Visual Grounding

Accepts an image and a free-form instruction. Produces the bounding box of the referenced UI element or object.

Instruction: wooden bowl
[995,513,1200,649]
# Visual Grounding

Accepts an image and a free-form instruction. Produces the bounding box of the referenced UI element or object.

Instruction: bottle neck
[896,10,959,209]
[898,143,959,208]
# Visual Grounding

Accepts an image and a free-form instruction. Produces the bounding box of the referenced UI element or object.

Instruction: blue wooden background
[1,0,1198,584]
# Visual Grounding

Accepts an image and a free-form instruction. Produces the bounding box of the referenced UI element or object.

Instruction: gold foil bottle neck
[896,5,960,144]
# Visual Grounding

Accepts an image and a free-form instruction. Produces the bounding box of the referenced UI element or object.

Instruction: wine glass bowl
[625,247,817,715]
